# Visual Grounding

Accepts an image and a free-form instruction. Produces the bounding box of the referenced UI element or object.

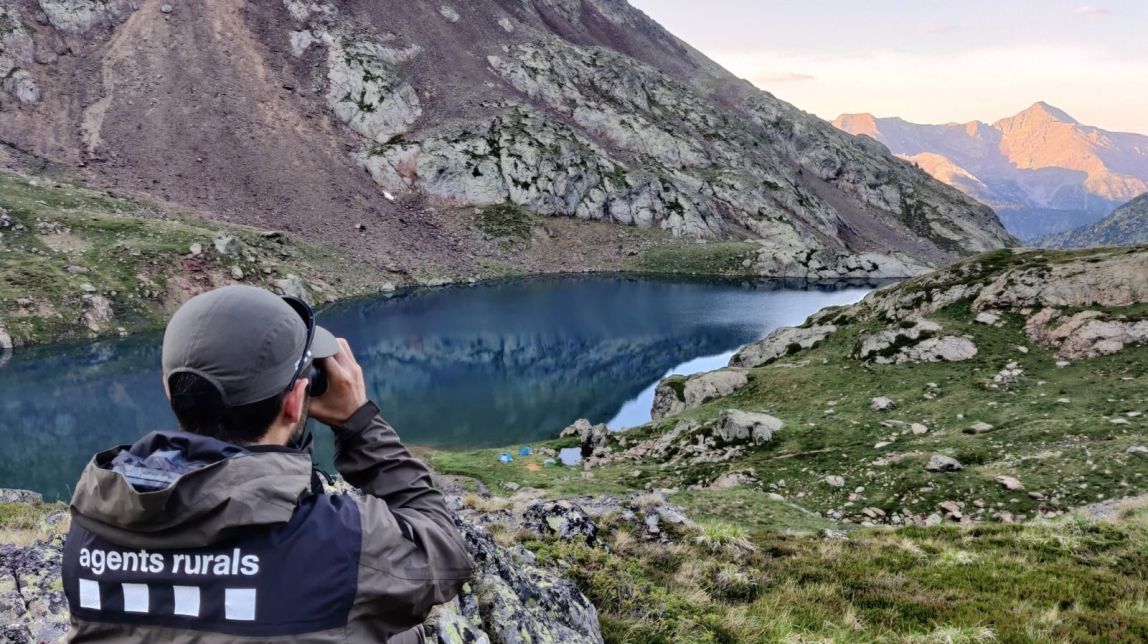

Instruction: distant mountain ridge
[1044,192,1148,248]
[834,103,1148,241]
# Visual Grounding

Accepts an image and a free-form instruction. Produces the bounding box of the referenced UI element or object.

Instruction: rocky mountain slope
[835,103,1148,241]
[0,0,1011,280]
[1045,192,1148,249]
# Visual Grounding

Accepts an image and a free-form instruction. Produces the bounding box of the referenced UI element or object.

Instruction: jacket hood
[70,431,313,549]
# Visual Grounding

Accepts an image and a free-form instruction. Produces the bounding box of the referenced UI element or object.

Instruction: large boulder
[650,368,748,419]
[559,419,610,457]
[715,410,783,445]
[730,325,837,368]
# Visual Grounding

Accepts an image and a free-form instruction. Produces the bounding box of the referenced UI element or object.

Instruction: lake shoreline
[6,270,891,353]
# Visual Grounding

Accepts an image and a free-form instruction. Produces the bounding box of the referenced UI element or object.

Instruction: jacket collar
[71,431,313,549]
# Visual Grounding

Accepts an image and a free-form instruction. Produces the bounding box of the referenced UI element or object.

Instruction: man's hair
[168,372,286,445]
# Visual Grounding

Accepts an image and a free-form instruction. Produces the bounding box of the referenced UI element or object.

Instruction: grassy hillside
[0,170,387,347]
[430,246,1148,642]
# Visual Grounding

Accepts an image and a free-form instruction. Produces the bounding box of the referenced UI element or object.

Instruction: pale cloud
[750,71,815,84]
[1073,5,1111,17]
[713,45,1148,134]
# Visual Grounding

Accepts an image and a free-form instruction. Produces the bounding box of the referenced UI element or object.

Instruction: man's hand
[308,338,369,426]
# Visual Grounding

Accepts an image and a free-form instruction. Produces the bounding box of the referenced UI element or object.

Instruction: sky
[627,0,1148,134]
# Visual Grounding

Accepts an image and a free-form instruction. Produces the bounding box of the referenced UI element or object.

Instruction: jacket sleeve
[330,402,475,638]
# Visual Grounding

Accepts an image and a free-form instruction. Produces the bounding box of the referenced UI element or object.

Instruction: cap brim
[312,326,340,359]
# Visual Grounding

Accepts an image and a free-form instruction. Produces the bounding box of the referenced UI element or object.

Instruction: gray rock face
[286,0,1010,263]
[730,325,837,368]
[870,397,896,412]
[856,320,977,364]
[925,455,963,472]
[35,0,140,34]
[752,244,933,280]
[0,489,42,504]
[213,231,241,257]
[824,475,845,488]
[559,418,609,457]
[436,519,603,644]
[995,476,1024,491]
[274,274,311,303]
[964,422,995,435]
[325,35,423,144]
[79,295,112,332]
[1026,308,1148,360]
[0,320,12,351]
[716,409,783,445]
[650,368,748,419]
[522,500,599,545]
[974,250,1148,311]
[0,535,69,644]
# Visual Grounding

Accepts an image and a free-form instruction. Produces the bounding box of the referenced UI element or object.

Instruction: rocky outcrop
[650,368,748,419]
[559,419,610,458]
[751,243,933,280]
[973,251,1148,311]
[716,410,782,445]
[1026,309,1148,360]
[0,500,69,644]
[855,319,977,364]
[730,325,836,368]
[429,520,603,644]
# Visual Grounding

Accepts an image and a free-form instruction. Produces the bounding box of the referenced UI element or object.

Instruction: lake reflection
[0,275,872,500]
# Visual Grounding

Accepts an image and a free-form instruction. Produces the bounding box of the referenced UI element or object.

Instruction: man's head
[161,286,339,446]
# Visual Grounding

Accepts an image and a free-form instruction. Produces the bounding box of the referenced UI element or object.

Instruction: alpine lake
[0,275,874,501]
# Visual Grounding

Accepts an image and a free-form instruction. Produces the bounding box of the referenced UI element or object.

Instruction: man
[61,285,474,642]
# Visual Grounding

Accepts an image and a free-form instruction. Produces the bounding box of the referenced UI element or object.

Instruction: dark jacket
[62,402,474,642]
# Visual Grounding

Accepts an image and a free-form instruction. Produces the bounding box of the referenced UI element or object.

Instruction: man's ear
[282,379,309,424]
[162,374,171,401]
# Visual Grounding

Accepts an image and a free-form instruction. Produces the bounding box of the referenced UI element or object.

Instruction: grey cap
[162,286,339,407]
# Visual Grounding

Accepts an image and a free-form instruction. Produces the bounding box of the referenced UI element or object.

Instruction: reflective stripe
[225,588,257,621]
[79,579,100,610]
[173,585,201,617]
[121,583,149,613]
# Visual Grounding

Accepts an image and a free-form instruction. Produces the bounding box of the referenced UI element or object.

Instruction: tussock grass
[0,501,68,546]
[524,514,1148,642]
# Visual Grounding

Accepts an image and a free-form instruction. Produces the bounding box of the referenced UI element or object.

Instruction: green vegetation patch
[476,202,535,242]
[523,509,1148,643]
[631,241,759,277]
[0,170,377,346]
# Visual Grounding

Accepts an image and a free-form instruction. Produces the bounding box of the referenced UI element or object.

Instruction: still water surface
[0,276,872,500]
